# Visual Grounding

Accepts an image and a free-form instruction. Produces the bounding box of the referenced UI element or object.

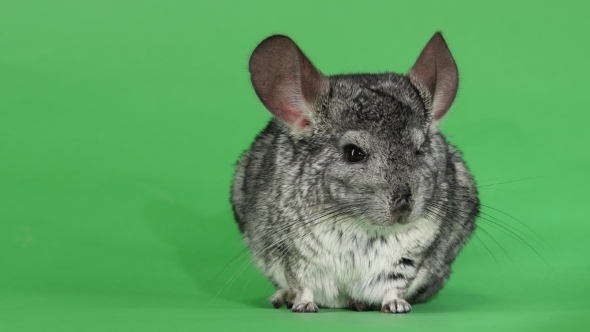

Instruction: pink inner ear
[249,35,327,131]
[281,106,310,130]
[297,118,310,130]
[408,32,458,123]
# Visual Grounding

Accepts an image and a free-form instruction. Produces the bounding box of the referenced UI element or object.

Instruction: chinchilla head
[249,33,459,227]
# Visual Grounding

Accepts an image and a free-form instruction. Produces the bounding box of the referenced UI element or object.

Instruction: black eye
[344,144,365,162]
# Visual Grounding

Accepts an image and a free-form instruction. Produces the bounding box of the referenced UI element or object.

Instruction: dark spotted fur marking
[399,257,414,267]
[370,271,407,286]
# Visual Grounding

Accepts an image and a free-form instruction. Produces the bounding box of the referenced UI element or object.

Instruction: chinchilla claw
[382,299,412,314]
[291,302,319,313]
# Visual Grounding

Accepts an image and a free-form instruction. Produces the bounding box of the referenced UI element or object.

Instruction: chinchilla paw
[382,299,412,313]
[350,301,380,312]
[291,302,319,313]
[350,301,366,312]
[270,289,293,309]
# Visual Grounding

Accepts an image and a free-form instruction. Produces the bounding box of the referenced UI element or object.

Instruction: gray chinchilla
[231,32,479,313]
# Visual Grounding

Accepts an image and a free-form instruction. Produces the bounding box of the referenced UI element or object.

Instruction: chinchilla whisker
[478,218,554,272]
[222,256,255,298]
[264,205,368,262]
[295,205,365,235]
[426,201,534,244]
[260,209,355,255]
[477,187,519,193]
[475,177,505,183]
[214,204,362,282]
[240,261,256,298]
[426,203,554,271]
[476,175,547,188]
[212,206,360,280]
[422,210,501,270]
[424,211,473,237]
[271,205,360,235]
[473,224,508,273]
[211,255,253,302]
[212,247,251,281]
[212,206,364,280]
[427,202,537,250]
[444,219,506,272]
[327,205,372,236]
[478,211,551,251]
[476,223,519,272]
[480,203,551,250]
[308,202,368,221]
[267,206,343,236]
[427,198,550,251]
[215,206,358,282]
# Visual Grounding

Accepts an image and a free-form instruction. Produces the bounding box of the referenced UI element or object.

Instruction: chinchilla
[231,32,479,313]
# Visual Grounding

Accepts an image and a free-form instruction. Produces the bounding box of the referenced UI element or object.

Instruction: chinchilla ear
[249,35,329,131]
[408,32,458,125]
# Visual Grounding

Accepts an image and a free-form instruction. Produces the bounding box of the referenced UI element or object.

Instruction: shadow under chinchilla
[142,198,274,308]
[409,289,494,314]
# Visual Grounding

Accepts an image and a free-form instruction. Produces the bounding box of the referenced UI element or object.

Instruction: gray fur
[231,33,479,313]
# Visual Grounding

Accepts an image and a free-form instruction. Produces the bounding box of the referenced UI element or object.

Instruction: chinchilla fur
[231,32,479,313]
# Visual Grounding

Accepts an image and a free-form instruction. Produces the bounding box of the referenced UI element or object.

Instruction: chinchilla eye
[344,144,365,162]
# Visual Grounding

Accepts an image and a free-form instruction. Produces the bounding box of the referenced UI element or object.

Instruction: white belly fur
[261,217,440,308]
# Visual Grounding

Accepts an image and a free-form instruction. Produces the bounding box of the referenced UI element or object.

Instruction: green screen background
[1,1,589,331]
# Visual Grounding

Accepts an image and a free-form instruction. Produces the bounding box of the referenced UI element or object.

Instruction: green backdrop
[1,1,589,331]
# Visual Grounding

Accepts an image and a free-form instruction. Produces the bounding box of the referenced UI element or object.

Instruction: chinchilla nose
[392,190,411,211]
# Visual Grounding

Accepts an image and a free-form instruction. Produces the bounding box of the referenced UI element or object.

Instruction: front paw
[270,289,293,309]
[291,302,319,313]
[382,299,412,313]
[349,301,380,312]
[350,301,366,312]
